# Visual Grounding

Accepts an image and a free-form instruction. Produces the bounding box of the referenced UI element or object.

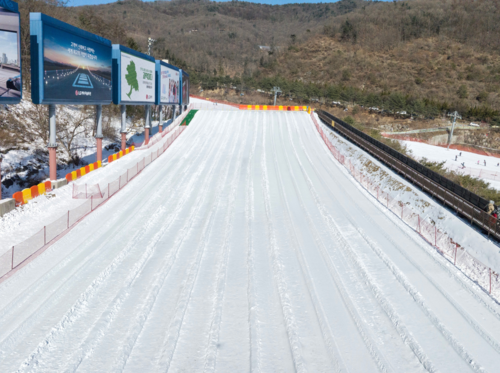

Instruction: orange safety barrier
[71,171,77,180]
[65,173,73,183]
[38,182,46,196]
[131,146,135,152]
[80,167,86,176]
[89,163,94,172]
[84,165,90,174]
[108,155,113,163]
[22,188,32,204]
[112,154,117,162]
[118,151,123,158]
[30,185,40,198]
[45,180,52,192]
[13,191,23,206]
[97,160,102,168]
[93,162,98,169]
[125,148,129,155]
[76,169,81,179]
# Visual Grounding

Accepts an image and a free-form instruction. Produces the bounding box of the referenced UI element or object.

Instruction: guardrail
[316,110,500,241]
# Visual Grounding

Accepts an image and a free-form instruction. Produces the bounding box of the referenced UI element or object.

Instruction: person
[455,155,457,161]
[484,160,486,166]
[461,162,465,168]
[486,200,495,215]
[460,152,462,156]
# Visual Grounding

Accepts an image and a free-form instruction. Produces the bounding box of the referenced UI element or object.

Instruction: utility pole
[447,111,462,150]
[272,86,282,106]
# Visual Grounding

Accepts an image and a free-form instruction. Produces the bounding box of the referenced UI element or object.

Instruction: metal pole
[0,155,2,200]
[121,104,127,151]
[447,111,460,150]
[48,104,57,181]
[145,105,151,145]
[158,105,163,133]
[95,105,103,162]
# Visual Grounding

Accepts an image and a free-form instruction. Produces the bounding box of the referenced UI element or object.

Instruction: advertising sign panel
[120,51,154,103]
[0,0,21,104]
[181,70,189,106]
[112,45,156,105]
[30,13,112,105]
[156,61,179,105]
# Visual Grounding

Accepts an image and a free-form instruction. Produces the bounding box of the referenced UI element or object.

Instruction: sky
[0,30,18,62]
[68,0,389,7]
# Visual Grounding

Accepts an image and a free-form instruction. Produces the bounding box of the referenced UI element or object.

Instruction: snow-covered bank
[317,114,500,275]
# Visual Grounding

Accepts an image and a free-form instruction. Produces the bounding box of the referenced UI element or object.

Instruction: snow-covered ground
[1,111,500,372]
[400,140,500,190]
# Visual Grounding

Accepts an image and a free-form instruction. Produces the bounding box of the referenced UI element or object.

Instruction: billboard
[0,0,21,104]
[155,60,179,105]
[112,45,156,105]
[30,13,112,105]
[181,70,189,106]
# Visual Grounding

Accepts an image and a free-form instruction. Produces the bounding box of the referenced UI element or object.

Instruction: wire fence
[311,113,500,301]
[0,110,189,280]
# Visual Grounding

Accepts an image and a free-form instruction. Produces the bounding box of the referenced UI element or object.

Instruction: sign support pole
[158,105,163,132]
[0,156,2,200]
[121,105,127,151]
[95,105,103,162]
[48,104,57,181]
[145,105,151,145]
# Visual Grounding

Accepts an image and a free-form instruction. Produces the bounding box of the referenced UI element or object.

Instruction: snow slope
[1,111,500,372]
[401,140,500,190]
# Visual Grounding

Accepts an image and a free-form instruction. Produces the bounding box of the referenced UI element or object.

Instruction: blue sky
[68,0,389,7]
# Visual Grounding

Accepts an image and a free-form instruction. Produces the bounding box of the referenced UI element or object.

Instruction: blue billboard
[0,0,21,104]
[30,13,112,105]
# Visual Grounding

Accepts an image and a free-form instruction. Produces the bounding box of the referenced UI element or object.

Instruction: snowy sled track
[1,111,500,372]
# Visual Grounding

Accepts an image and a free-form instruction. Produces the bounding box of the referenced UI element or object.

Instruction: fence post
[401,203,404,219]
[418,215,421,233]
[67,210,70,228]
[11,246,14,269]
[44,226,46,245]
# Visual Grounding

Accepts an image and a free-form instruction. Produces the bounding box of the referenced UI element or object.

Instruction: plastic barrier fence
[0,120,188,280]
[107,147,134,164]
[65,161,102,183]
[310,113,500,301]
[239,105,308,111]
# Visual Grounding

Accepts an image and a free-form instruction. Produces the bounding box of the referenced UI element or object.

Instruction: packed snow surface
[1,111,500,372]
[400,140,500,190]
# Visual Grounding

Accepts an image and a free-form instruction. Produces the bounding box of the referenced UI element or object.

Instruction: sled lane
[0,111,499,372]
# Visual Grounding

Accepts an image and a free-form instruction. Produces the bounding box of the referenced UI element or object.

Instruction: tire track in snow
[245,121,261,372]
[57,119,234,372]
[260,115,307,373]
[0,122,207,344]
[154,117,244,372]
[270,115,346,372]
[7,123,218,372]
[288,116,437,373]
[298,116,488,372]
[202,114,256,373]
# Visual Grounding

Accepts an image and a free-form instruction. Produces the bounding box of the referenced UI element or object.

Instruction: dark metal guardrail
[316,109,500,240]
